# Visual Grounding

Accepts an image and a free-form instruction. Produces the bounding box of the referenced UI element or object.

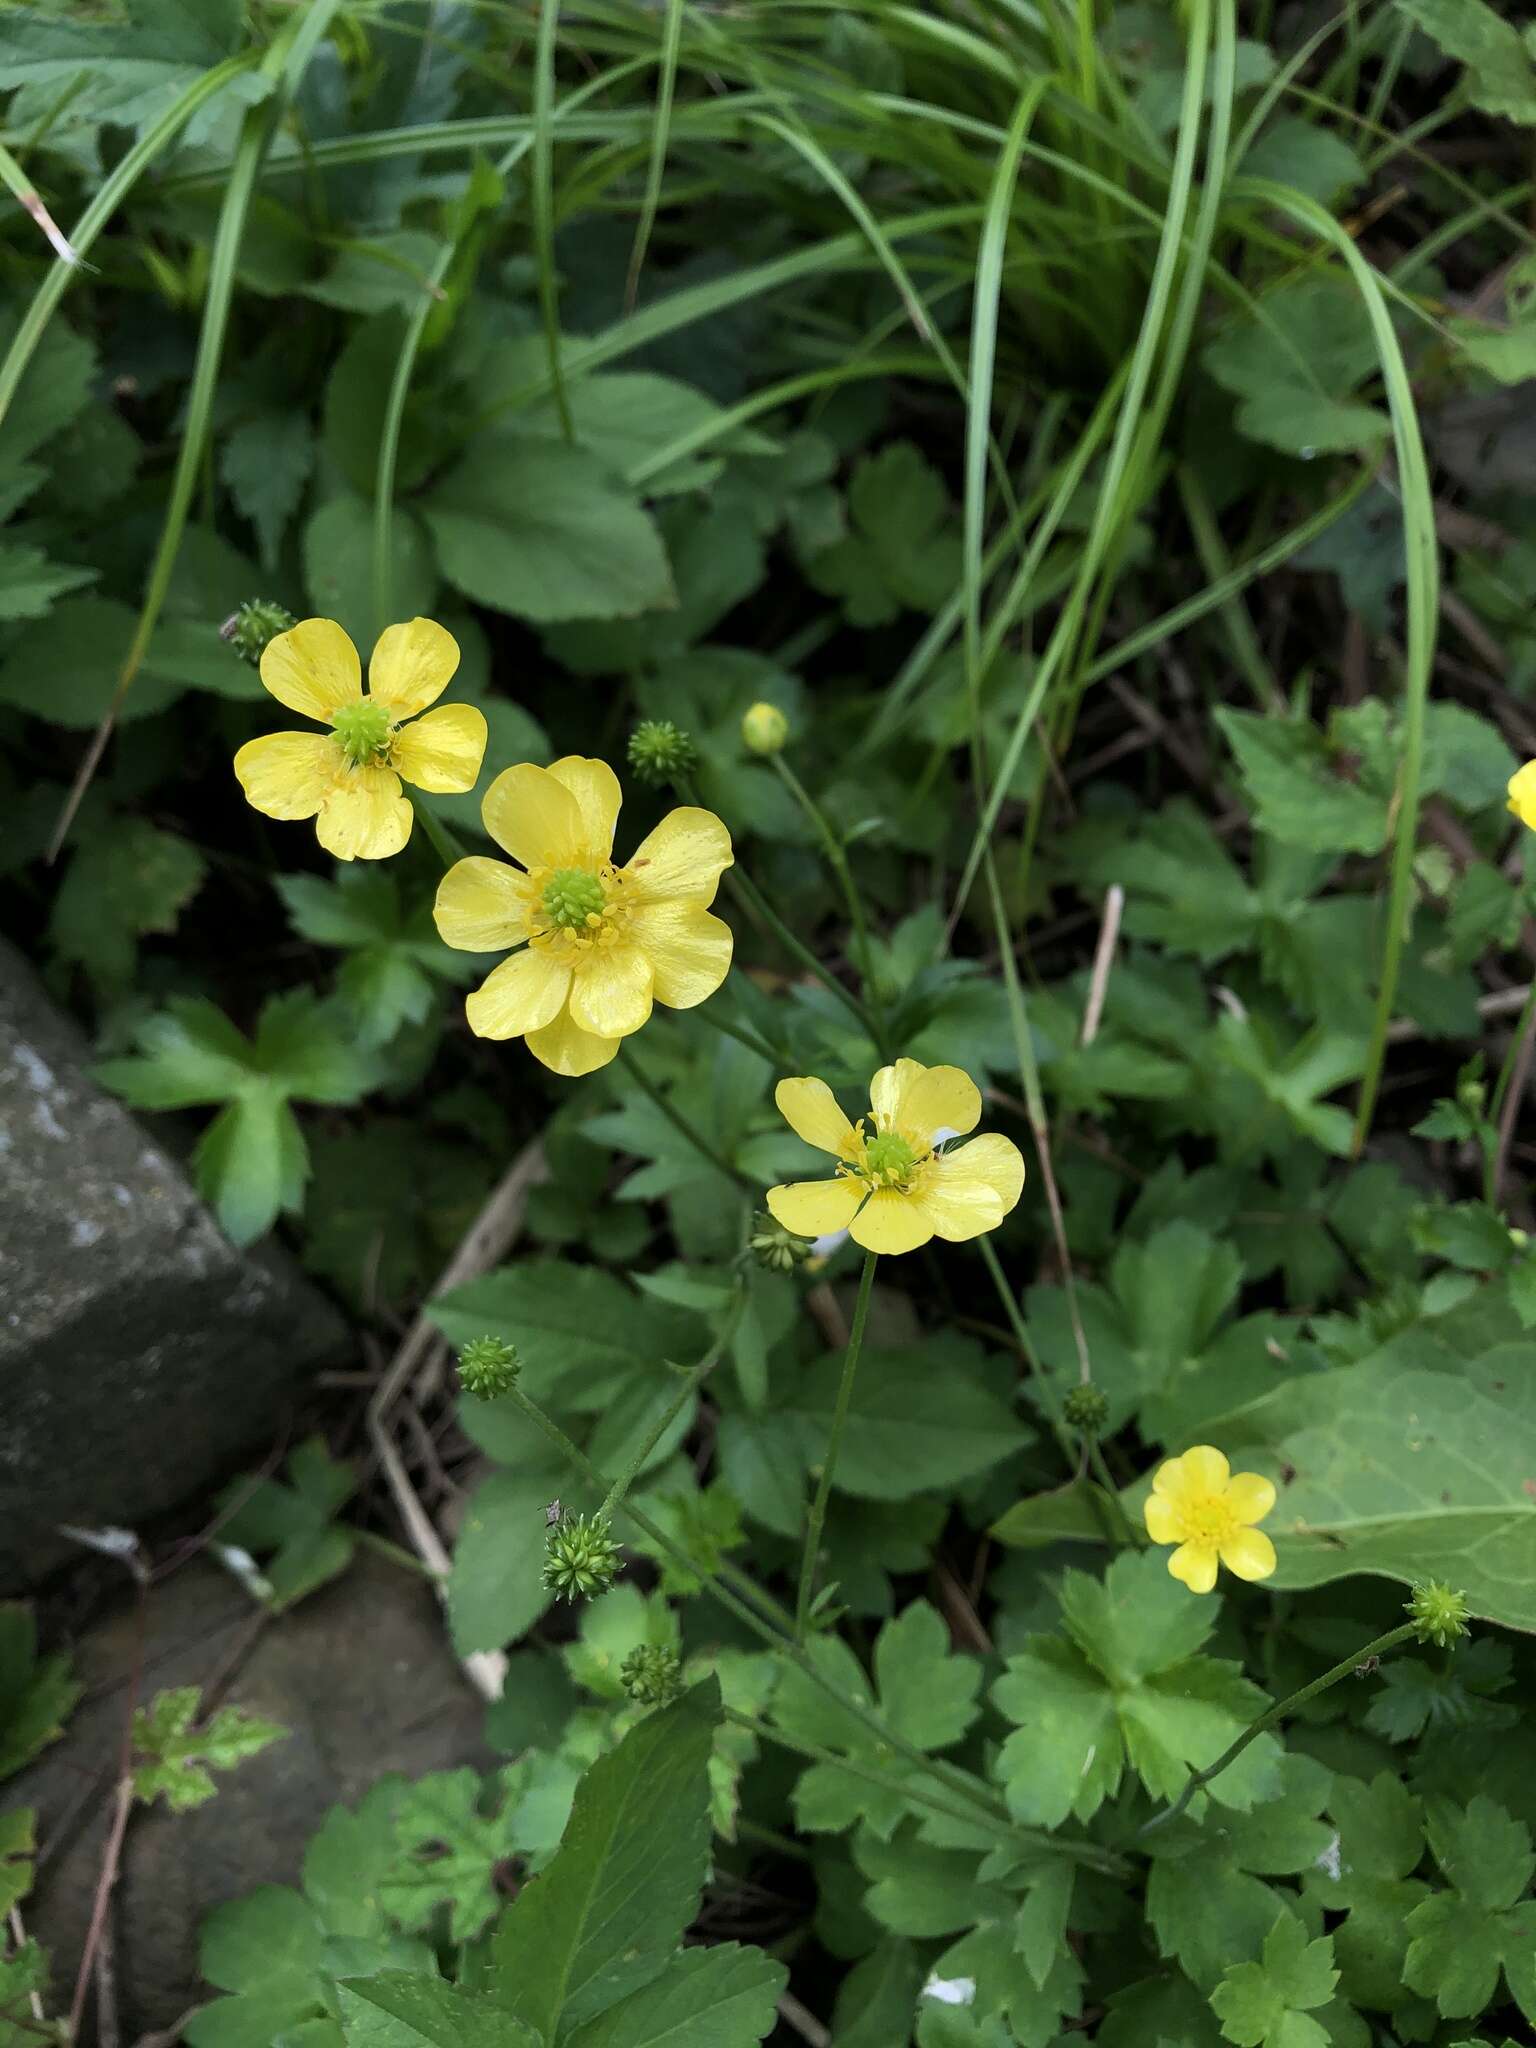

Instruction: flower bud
[627,719,697,788]
[542,1512,621,1602]
[620,1643,682,1706]
[741,701,788,756]
[1405,1580,1471,1648]
[458,1335,520,1400]
[748,1211,814,1275]
[220,598,297,667]
[1063,1383,1109,1433]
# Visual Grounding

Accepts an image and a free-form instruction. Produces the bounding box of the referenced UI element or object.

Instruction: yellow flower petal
[1508,760,1536,830]
[482,763,586,871]
[464,950,571,1040]
[626,806,734,904]
[915,1134,1025,1241]
[315,764,412,862]
[568,944,654,1039]
[368,617,459,718]
[234,731,342,819]
[766,1177,864,1238]
[435,856,533,952]
[850,1188,933,1255]
[391,703,488,793]
[900,1063,983,1141]
[1144,1493,1181,1545]
[868,1057,923,1128]
[260,618,361,722]
[1179,1445,1231,1497]
[526,1007,622,1077]
[1167,1541,1219,1594]
[1219,1527,1277,1583]
[775,1077,857,1157]
[626,899,733,1009]
[547,756,622,862]
[1225,1472,1276,1526]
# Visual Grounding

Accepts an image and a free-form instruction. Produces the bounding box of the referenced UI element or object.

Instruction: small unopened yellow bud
[741,702,789,756]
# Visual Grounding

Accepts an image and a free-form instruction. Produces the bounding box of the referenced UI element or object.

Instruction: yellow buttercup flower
[233,617,488,861]
[433,757,734,1077]
[766,1057,1024,1256]
[1143,1445,1277,1595]
[1508,760,1536,831]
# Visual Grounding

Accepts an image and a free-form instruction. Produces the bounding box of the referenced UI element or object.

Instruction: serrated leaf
[338,1975,539,2048]
[1397,0,1536,124]
[447,1471,555,1656]
[1205,279,1387,455]
[426,437,675,623]
[223,411,314,570]
[1210,1911,1338,2048]
[380,1769,520,1942]
[0,1810,35,1916]
[216,1438,357,1611]
[0,543,97,622]
[50,815,206,988]
[0,1605,81,1783]
[491,1680,720,2038]
[564,1942,786,2048]
[131,1686,287,1810]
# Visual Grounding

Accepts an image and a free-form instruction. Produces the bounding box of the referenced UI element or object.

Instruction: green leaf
[338,1975,539,2048]
[781,1336,1030,1500]
[491,1679,721,2039]
[447,1471,555,1657]
[990,1480,1114,1548]
[1217,710,1389,855]
[0,597,185,726]
[0,314,94,467]
[215,1438,357,1611]
[516,369,774,497]
[804,441,962,626]
[1204,278,1388,454]
[0,1604,81,1781]
[130,1686,287,1810]
[0,0,262,136]
[50,816,206,989]
[993,1551,1277,1826]
[428,1260,703,1412]
[1210,1911,1338,2048]
[0,1810,35,1917]
[304,494,438,652]
[0,542,96,622]
[223,411,314,570]
[564,1943,786,2048]
[380,1769,521,1942]
[1397,0,1536,124]
[426,437,675,623]
[1196,1307,1536,1629]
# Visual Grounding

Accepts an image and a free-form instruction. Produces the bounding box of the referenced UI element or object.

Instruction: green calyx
[543,1512,621,1601]
[1406,1580,1471,1648]
[458,1335,520,1399]
[331,697,393,765]
[542,867,606,930]
[863,1131,917,1184]
[749,1211,815,1274]
[1064,1383,1110,1433]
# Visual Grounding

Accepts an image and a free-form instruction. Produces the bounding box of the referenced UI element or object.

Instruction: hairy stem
[795,1250,877,1642]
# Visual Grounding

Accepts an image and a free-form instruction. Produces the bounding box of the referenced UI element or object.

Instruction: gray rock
[15,1552,489,2036]
[0,938,347,1587]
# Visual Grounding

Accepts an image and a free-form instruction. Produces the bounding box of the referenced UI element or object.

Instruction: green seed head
[541,867,607,930]
[1406,1580,1471,1648]
[749,1211,815,1274]
[332,697,393,765]
[863,1131,916,1184]
[627,719,697,788]
[1064,1383,1110,1433]
[458,1335,520,1400]
[221,598,297,667]
[620,1644,682,1706]
[543,1512,621,1602]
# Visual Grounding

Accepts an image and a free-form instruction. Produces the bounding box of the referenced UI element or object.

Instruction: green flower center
[332,697,393,764]
[863,1132,917,1185]
[542,867,607,930]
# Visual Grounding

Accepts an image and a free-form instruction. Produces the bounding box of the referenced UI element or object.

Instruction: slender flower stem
[694,993,785,1070]
[501,1377,1041,1849]
[1086,1439,1141,1547]
[1144,1621,1418,1834]
[416,805,466,874]
[795,1250,877,1642]
[615,1040,757,1194]
[976,1235,1073,1461]
[598,1288,747,1522]
[768,752,886,1040]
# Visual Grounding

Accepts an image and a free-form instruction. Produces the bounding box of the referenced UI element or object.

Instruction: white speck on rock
[69,1218,105,1247]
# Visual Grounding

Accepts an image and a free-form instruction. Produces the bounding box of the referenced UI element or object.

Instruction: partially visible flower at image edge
[1508,760,1536,830]
[433,756,733,1077]
[765,1057,1024,1255]
[1143,1445,1277,1595]
[233,616,488,861]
